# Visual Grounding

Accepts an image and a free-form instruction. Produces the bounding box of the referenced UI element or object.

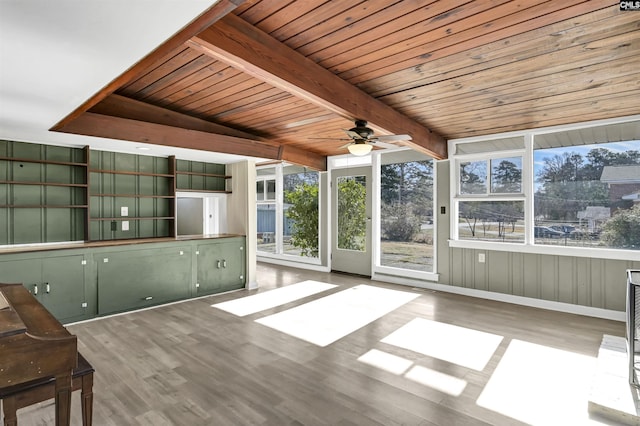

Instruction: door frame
[330,166,372,276]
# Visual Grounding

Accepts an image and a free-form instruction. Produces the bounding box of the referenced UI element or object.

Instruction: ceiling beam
[91,94,262,141]
[51,0,247,132]
[188,13,447,159]
[89,94,327,170]
[57,112,327,170]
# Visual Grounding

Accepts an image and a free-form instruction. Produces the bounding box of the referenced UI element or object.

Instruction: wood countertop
[0,234,245,255]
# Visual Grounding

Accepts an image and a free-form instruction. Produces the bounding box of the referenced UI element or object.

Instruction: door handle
[45,282,50,293]
[222,260,227,268]
[33,284,38,295]
[217,260,221,269]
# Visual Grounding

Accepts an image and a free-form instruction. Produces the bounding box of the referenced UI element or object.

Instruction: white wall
[228,160,257,289]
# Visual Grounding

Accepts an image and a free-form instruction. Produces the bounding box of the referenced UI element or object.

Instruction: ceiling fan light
[348,142,373,156]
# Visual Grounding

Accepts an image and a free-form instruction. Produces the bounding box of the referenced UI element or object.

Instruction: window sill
[448,239,640,262]
[257,251,322,266]
[373,266,439,282]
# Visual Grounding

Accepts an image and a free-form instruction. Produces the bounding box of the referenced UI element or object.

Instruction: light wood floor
[6,263,625,425]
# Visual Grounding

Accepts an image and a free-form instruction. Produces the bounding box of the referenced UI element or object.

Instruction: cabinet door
[196,238,245,295]
[98,247,191,315]
[0,258,41,294]
[196,243,225,295]
[218,238,245,291]
[0,255,86,323]
[41,255,85,322]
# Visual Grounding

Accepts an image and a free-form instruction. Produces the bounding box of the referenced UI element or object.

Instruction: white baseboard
[371,273,625,322]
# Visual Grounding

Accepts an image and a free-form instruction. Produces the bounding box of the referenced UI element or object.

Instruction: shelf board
[89,169,174,178]
[90,193,174,199]
[0,180,88,188]
[175,188,231,194]
[0,205,89,208]
[90,216,175,221]
[0,156,88,167]
[176,171,231,178]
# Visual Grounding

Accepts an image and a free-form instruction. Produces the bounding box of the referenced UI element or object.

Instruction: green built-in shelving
[175,159,230,193]
[0,141,88,245]
[0,141,230,244]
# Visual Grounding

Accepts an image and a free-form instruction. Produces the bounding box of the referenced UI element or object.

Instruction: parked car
[550,225,576,235]
[534,226,565,238]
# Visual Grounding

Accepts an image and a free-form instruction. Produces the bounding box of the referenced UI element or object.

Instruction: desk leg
[81,372,94,426]
[2,397,18,426]
[54,372,72,426]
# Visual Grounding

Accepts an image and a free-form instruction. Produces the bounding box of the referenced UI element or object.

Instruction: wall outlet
[478,253,485,263]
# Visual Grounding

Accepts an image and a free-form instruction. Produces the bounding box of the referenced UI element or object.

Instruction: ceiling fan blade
[338,142,353,149]
[374,134,412,142]
[308,137,351,141]
[342,129,362,140]
[375,141,403,149]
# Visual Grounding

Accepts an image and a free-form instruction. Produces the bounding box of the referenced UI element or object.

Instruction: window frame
[372,149,439,282]
[255,163,321,265]
[449,116,640,262]
[451,148,528,243]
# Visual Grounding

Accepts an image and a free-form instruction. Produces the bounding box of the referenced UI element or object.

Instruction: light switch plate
[121,206,128,217]
[122,221,129,231]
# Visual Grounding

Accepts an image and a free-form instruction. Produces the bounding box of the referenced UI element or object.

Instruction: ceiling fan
[339,120,412,156]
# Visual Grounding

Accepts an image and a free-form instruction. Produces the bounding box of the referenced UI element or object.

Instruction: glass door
[331,166,372,276]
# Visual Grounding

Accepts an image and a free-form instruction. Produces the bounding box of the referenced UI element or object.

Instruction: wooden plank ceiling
[53,0,639,170]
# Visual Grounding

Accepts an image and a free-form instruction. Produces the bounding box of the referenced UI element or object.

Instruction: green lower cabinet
[40,256,86,322]
[0,254,87,323]
[196,237,246,296]
[0,236,246,320]
[97,246,192,315]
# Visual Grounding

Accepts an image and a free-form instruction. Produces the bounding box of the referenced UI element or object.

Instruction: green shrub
[601,205,640,248]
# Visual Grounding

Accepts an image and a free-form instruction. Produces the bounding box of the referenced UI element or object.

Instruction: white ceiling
[0,0,261,164]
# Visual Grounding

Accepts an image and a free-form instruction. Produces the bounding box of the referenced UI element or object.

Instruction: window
[256,177,275,201]
[283,165,319,257]
[256,167,276,253]
[534,141,640,250]
[379,151,435,273]
[457,200,524,243]
[450,117,640,256]
[454,145,525,243]
[256,164,320,260]
[459,157,523,195]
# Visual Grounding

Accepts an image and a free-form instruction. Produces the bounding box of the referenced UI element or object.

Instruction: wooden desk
[0,353,93,426]
[0,284,77,426]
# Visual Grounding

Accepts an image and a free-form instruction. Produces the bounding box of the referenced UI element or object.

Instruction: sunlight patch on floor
[358,348,468,396]
[405,365,467,396]
[255,285,420,347]
[381,318,503,371]
[358,349,413,375]
[211,280,337,316]
[477,339,597,425]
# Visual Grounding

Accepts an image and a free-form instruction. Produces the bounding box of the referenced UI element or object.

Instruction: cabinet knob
[143,296,153,301]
